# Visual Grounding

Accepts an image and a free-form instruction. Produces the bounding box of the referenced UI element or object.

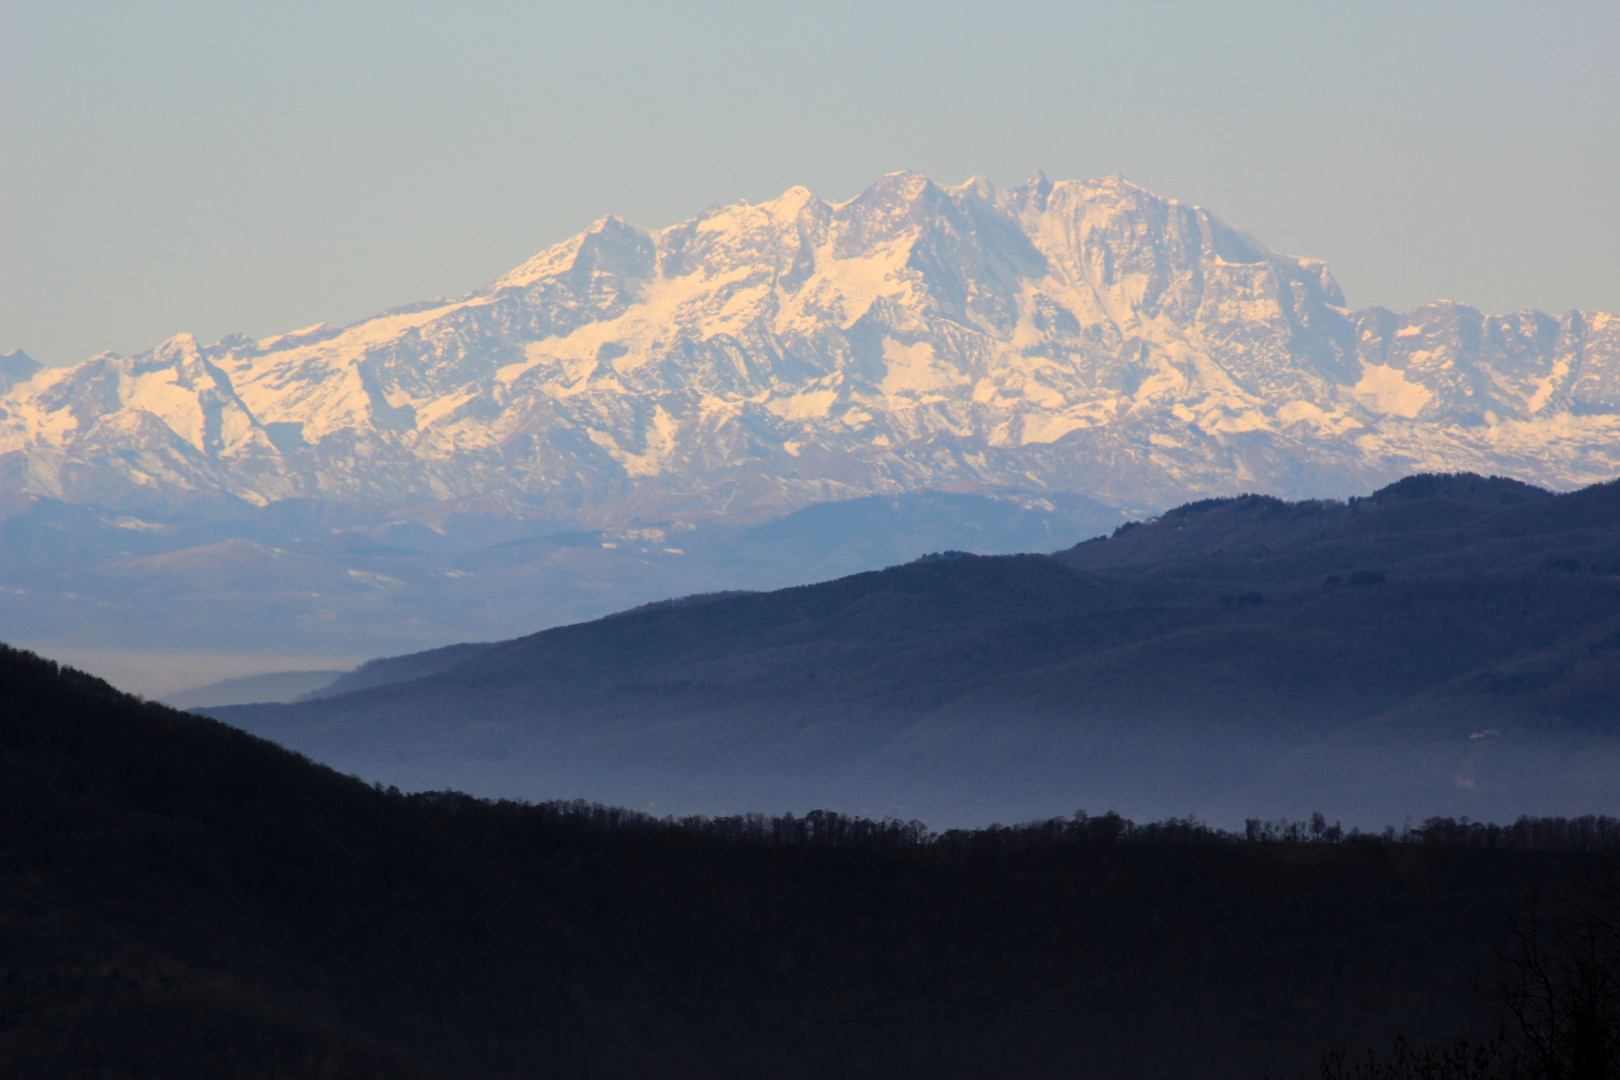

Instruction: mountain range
[4,172,1619,524]
[208,472,1620,829]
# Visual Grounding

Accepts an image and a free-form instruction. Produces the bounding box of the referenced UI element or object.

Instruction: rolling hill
[209,472,1620,828]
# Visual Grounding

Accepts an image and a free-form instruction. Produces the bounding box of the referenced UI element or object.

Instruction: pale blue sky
[3,0,1617,367]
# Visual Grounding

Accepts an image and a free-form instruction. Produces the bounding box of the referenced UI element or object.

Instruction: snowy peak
[492,215,656,294]
[4,172,1618,517]
[16,333,267,471]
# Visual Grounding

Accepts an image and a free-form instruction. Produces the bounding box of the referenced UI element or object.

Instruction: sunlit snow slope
[5,172,1618,517]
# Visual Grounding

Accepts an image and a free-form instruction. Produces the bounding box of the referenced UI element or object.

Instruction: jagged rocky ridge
[4,173,1618,518]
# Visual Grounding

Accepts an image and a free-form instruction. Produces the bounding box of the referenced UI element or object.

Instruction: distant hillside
[0,487,1130,680]
[210,472,1620,828]
[158,644,493,709]
[300,641,493,701]
[5,641,1618,1079]
[161,668,346,709]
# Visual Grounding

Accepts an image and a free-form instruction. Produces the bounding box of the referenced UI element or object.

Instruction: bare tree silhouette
[1478,874,1620,1080]
[1314,872,1620,1080]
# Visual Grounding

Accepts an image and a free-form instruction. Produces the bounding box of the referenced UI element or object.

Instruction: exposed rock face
[0,351,42,397]
[4,172,1617,518]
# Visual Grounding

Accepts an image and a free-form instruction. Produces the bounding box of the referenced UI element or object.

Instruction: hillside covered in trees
[5,642,1619,1079]
[211,472,1620,827]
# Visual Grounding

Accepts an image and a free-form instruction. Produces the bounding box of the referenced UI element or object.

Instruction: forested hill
[212,472,1620,827]
[1052,471,1605,577]
[4,641,1620,1079]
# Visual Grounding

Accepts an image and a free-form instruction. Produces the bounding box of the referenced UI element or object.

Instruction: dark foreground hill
[4,642,1619,1079]
[212,473,1620,827]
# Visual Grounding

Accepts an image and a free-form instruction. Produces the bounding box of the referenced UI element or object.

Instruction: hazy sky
[3,0,1618,368]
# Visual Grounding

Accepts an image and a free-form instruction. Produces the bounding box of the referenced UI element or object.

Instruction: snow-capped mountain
[4,171,1618,518]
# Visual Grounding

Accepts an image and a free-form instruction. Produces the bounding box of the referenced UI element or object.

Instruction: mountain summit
[4,173,1617,517]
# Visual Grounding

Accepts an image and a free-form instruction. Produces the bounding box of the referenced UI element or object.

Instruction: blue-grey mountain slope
[209,473,1620,828]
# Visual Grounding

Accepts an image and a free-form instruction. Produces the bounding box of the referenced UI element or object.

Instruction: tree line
[404,788,1620,855]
